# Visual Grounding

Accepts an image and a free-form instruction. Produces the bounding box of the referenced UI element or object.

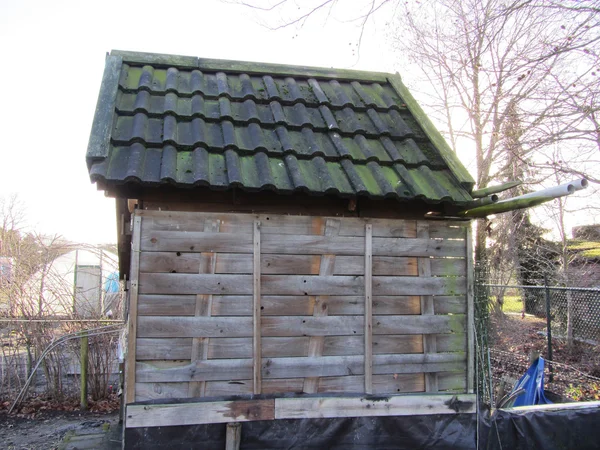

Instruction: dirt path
[0,410,119,450]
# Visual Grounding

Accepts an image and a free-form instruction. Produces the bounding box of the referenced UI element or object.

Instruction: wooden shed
[87,50,478,447]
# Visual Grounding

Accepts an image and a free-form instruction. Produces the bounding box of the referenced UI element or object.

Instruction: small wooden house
[87,50,477,447]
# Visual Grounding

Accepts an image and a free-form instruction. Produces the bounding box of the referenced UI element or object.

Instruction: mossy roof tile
[87,50,475,206]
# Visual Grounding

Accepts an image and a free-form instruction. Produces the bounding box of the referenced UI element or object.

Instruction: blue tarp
[512,357,553,407]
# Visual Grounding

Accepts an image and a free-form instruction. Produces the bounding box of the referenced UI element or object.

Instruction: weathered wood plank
[126,399,276,428]
[136,338,192,360]
[437,333,467,353]
[139,210,422,238]
[303,218,340,393]
[466,224,475,394]
[137,315,466,338]
[135,382,190,401]
[364,223,373,394]
[137,334,425,360]
[125,215,142,404]
[418,222,438,393]
[126,394,476,427]
[137,294,197,316]
[433,296,467,314]
[140,294,421,317]
[140,252,423,277]
[189,218,221,398]
[438,372,467,392]
[253,220,262,395]
[135,353,466,383]
[138,273,466,296]
[273,394,476,420]
[140,232,466,257]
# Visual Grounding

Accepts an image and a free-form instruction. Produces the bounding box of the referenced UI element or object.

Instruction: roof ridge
[111,50,391,83]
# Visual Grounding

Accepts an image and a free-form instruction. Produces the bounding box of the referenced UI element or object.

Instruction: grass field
[500,295,523,313]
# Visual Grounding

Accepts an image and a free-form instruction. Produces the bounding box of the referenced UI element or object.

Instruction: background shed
[87,50,478,446]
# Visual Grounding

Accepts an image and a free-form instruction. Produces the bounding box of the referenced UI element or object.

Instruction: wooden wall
[127,211,470,404]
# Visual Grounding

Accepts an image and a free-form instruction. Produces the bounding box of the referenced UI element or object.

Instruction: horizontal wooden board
[137,314,465,338]
[126,398,276,427]
[137,294,424,317]
[139,273,466,296]
[139,211,421,238]
[126,393,476,427]
[134,372,428,402]
[136,334,426,360]
[140,253,425,277]
[437,372,467,392]
[140,232,466,258]
[137,294,197,316]
[135,353,466,383]
[273,394,476,420]
[437,333,467,352]
[434,296,467,314]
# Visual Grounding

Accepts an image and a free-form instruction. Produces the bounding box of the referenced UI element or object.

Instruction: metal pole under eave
[544,275,554,383]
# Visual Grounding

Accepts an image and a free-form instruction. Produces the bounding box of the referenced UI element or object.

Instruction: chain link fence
[485,283,600,404]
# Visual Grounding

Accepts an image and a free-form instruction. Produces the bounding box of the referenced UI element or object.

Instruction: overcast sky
[0,0,593,244]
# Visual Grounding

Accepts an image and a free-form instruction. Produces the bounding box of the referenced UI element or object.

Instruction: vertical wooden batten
[466,224,475,393]
[364,223,373,394]
[303,218,340,393]
[418,222,438,392]
[125,214,142,404]
[189,219,221,397]
[253,221,262,394]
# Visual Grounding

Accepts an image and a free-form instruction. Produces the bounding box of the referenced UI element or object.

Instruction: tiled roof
[87,50,474,205]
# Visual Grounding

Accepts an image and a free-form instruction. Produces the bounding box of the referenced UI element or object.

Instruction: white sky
[0,0,594,244]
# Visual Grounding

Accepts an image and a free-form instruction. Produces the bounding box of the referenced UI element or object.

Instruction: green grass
[501,295,523,313]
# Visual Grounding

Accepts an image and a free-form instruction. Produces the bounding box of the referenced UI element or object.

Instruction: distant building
[24,248,120,317]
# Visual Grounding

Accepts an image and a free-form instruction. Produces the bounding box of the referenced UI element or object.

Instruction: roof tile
[88,51,475,206]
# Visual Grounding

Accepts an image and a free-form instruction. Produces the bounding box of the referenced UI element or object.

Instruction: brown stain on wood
[221,399,275,421]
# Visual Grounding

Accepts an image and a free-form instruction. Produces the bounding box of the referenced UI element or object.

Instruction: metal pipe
[462,194,499,209]
[471,181,522,198]
[459,179,588,218]
[496,178,588,204]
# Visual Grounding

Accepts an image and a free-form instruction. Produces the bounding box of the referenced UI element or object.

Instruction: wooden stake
[225,422,242,450]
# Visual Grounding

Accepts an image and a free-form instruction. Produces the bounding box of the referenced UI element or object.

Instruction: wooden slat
[433,296,467,314]
[139,210,422,238]
[125,214,142,404]
[364,224,373,394]
[137,294,197,316]
[136,335,425,360]
[126,399,276,428]
[253,220,262,394]
[135,353,466,383]
[140,252,422,276]
[138,294,423,317]
[189,219,220,397]
[140,231,466,257]
[437,333,467,353]
[438,372,467,392]
[138,273,466,296]
[135,382,190,401]
[303,218,340,393]
[126,394,476,428]
[137,314,466,338]
[136,338,192,360]
[273,394,476,420]
[418,223,438,393]
[466,224,475,394]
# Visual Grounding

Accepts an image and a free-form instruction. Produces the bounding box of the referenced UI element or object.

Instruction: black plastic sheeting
[125,404,600,449]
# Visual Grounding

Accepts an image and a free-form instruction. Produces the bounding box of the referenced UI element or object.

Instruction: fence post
[80,332,88,410]
[544,276,554,383]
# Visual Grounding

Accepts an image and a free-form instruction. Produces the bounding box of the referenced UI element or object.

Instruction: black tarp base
[125,404,600,449]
